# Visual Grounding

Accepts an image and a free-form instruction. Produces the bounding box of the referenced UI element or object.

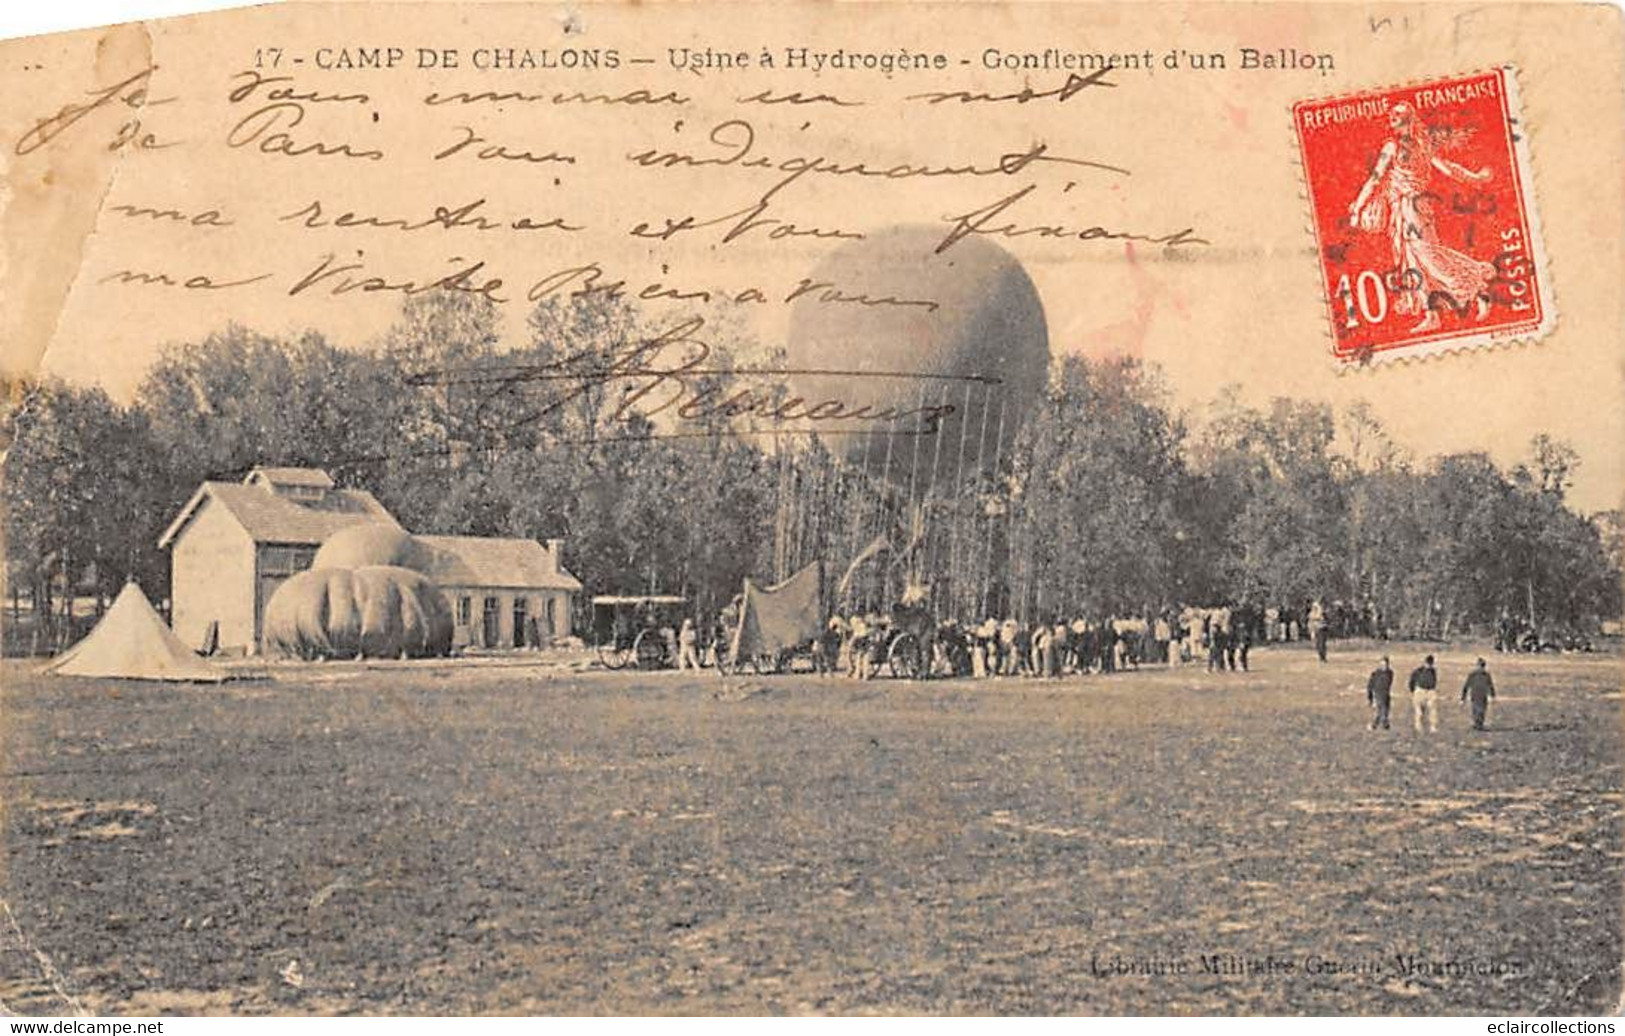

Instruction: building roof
[416,535,583,592]
[158,481,397,549]
[247,466,335,489]
[159,469,582,596]
[591,595,688,606]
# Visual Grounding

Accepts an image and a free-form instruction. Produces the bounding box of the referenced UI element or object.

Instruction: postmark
[1293,67,1553,366]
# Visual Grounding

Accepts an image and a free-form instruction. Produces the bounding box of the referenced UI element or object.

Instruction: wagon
[876,601,936,679]
[590,595,689,670]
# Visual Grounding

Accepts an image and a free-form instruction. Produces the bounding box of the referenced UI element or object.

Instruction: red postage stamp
[1294,67,1554,365]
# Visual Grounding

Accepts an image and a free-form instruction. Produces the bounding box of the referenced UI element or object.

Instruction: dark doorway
[482,596,500,648]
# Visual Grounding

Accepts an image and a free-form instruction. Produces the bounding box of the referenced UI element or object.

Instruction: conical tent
[43,582,228,682]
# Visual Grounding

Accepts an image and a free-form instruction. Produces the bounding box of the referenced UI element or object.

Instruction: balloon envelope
[312,523,435,573]
[264,566,453,660]
[784,226,1050,492]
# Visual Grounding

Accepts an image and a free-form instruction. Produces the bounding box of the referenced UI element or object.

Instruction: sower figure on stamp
[1366,655,1394,730]
[1408,653,1440,734]
[1347,102,1496,334]
[1462,657,1496,731]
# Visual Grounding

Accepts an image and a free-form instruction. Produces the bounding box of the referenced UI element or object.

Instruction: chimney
[546,538,564,570]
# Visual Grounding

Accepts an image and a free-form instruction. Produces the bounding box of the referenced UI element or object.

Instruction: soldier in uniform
[1310,599,1330,663]
[1206,612,1226,673]
[1220,608,1239,672]
[1407,654,1440,734]
[1365,655,1394,730]
[1461,657,1497,731]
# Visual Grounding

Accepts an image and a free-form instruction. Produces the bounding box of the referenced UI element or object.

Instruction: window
[513,597,528,648]
[261,545,317,576]
[457,596,472,626]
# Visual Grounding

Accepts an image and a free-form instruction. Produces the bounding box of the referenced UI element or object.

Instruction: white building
[158,466,579,654]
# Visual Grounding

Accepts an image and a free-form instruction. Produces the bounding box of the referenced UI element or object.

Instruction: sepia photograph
[0,0,1620,1019]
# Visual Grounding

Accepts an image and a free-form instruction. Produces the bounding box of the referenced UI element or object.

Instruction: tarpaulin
[730,562,824,663]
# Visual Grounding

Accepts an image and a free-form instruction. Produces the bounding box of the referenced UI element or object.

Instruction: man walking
[1220,608,1239,671]
[1461,657,1496,731]
[1366,655,1394,730]
[1408,654,1440,733]
[1311,599,1330,663]
[677,618,701,671]
[1205,614,1224,673]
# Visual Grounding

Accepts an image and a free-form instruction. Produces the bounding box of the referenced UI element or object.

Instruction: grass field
[1,641,1619,1015]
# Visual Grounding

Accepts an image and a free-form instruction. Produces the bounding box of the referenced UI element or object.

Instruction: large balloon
[263,566,453,660]
[312,523,436,573]
[784,226,1050,492]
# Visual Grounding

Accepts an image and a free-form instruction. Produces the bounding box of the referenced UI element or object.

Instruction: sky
[5,0,1621,514]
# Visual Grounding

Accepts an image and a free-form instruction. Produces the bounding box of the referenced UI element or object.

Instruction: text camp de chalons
[308,44,1335,76]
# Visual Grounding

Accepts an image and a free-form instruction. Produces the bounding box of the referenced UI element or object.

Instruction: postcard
[1,0,1620,1017]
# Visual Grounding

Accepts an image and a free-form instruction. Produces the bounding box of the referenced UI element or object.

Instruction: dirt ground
[1,641,1619,1015]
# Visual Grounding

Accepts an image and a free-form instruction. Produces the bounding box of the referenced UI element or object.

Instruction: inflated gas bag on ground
[264,565,452,659]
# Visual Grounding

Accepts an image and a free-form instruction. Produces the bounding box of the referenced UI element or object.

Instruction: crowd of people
[683,593,1514,732]
[812,599,1353,680]
[1493,610,1595,653]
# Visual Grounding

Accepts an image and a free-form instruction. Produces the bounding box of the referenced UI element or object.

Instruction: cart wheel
[632,628,668,670]
[888,634,922,679]
[597,643,630,670]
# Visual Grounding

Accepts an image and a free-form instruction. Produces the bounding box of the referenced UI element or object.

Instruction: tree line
[3,290,1619,644]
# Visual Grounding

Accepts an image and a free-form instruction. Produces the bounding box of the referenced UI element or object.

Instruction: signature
[403,316,992,433]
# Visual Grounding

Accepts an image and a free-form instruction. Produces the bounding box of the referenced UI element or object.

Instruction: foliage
[3,294,1619,641]
[2,380,165,625]
[1005,356,1187,619]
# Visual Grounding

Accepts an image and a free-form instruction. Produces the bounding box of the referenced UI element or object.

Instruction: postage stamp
[1294,66,1554,366]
